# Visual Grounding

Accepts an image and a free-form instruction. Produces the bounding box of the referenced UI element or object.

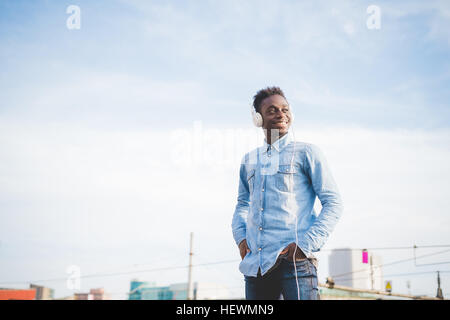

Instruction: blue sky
[1,0,449,129]
[1,0,450,299]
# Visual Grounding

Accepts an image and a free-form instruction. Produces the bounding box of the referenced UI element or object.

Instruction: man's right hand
[238,239,250,260]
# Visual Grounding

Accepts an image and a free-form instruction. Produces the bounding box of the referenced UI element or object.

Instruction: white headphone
[251,102,294,127]
[250,104,263,127]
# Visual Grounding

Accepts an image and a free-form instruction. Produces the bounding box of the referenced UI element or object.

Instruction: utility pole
[436,271,443,299]
[370,254,374,290]
[187,232,194,300]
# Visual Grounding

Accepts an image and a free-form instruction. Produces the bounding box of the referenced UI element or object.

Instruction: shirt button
[260,208,263,211]
[258,248,262,251]
[259,227,263,231]
[262,188,265,192]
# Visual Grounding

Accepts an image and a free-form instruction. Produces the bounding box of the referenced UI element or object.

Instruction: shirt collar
[262,130,293,153]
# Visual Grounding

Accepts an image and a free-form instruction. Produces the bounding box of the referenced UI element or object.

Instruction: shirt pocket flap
[277,164,298,174]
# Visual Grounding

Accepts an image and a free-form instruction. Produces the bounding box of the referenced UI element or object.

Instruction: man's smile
[272,120,289,125]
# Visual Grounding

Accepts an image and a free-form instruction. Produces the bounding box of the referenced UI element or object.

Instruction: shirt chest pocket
[275,164,298,192]
[247,169,256,194]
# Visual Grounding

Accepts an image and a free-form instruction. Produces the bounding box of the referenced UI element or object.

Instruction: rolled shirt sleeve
[296,144,344,256]
[231,156,250,247]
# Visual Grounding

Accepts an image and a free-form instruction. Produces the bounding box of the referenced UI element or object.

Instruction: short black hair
[252,86,288,113]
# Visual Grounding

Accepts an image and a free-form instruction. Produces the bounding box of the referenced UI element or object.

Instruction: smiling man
[231,86,344,300]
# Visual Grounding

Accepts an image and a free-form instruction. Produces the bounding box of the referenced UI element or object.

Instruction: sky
[0,0,450,299]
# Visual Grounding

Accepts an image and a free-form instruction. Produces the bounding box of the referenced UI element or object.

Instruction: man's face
[259,94,292,137]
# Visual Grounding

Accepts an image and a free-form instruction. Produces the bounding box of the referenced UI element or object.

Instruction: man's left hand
[280,242,307,260]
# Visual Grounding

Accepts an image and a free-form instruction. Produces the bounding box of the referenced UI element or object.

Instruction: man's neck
[265,130,288,145]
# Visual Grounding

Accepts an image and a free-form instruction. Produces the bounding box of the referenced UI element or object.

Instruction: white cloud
[383,0,450,45]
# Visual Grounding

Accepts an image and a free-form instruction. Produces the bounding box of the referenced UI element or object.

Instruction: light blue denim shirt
[231,130,344,277]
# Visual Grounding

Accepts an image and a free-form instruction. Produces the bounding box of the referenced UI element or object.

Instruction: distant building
[141,284,175,300]
[90,288,109,300]
[74,293,91,300]
[128,279,230,300]
[129,279,155,300]
[74,288,110,300]
[328,248,383,291]
[30,284,54,300]
[0,288,36,300]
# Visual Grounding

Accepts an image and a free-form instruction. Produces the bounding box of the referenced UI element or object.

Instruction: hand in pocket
[238,239,251,260]
[280,242,307,260]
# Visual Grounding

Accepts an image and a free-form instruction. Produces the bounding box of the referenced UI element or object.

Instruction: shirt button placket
[259,169,266,264]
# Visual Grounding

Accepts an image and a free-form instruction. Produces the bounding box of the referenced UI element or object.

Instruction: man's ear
[260,111,267,128]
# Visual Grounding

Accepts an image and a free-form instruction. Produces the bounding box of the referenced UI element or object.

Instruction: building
[141,284,174,300]
[74,288,110,300]
[128,279,230,300]
[29,284,54,300]
[0,288,36,300]
[129,280,155,300]
[328,248,384,291]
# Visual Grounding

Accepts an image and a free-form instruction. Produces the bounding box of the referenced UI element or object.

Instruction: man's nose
[275,110,284,118]
[275,110,288,119]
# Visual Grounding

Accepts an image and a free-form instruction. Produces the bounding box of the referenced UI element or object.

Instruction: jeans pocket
[285,258,312,276]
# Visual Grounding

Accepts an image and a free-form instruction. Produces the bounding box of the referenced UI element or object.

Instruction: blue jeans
[244,257,320,300]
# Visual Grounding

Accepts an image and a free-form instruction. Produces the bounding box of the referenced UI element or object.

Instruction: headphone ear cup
[252,110,263,127]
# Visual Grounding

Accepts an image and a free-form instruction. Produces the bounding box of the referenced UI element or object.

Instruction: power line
[0,259,240,286]
[194,256,244,284]
[413,245,450,266]
[330,248,450,279]
[337,270,450,282]
[2,244,450,286]
[320,244,450,251]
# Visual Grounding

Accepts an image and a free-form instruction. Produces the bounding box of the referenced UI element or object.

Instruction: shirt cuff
[233,231,247,247]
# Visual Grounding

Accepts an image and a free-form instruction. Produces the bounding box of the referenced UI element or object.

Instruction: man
[231,86,344,300]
